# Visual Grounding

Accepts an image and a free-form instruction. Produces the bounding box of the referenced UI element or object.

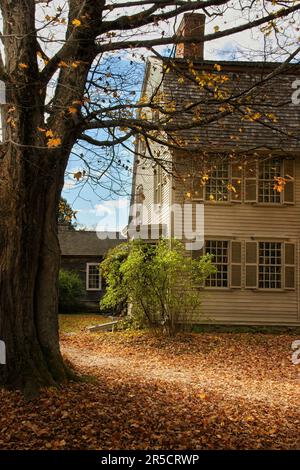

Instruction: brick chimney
[175,13,205,60]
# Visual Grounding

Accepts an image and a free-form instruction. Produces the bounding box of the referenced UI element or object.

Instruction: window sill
[191,201,294,207]
[251,203,292,207]
[245,288,294,292]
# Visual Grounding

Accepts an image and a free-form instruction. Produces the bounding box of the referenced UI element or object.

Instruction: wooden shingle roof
[59,230,123,256]
[159,58,300,152]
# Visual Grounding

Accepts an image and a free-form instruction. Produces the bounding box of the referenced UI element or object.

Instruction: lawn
[59,314,108,334]
[1,317,300,450]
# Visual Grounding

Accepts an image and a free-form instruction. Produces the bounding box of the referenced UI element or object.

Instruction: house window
[205,160,229,202]
[86,263,101,291]
[258,242,281,289]
[154,164,163,204]
[258,157,282,203]
[205,240,229,287]
[188,156,294,204]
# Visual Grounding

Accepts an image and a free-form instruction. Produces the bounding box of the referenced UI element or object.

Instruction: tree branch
[79,130,135,147]
[98,3,300,52]
[100,0,229,34]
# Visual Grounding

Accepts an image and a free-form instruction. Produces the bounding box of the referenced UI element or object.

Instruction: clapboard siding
[171,156,300,325]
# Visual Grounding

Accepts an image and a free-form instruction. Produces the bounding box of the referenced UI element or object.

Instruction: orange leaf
[47,137,62,148]
[58,61,68,68]
[19,63,29,69]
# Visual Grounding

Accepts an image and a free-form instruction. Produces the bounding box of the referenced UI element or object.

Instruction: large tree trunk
[0,142,72,397]
[0,0,101,395]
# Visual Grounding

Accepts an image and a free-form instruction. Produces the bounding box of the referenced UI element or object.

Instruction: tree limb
[98,4,300,52]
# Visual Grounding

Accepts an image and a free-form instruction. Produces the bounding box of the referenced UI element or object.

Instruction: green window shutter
[284,242,296,289]
[244,161,257,203]
[231,163,242,203]
[245,241,258,288]
[283,159,295,204]
[230,241,242,288]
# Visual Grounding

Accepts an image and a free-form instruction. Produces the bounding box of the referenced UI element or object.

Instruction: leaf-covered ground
[1,325,300,450]
[58,314,108,333]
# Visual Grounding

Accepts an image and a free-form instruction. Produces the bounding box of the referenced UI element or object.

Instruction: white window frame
[86,263,102,291]
[258,241,282,289]
[205,239,230,289]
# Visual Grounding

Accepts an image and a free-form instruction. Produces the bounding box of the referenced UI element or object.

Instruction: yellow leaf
[186,192,191,198]
[46,129,54,138]
[199,393,207,400]
[72,18,81,27]
[71,61,80,68]
[47,137,62,148]
[214,64,222,72]
[19,63,29,69]
[209,194,215,201]
[214,26,220,33]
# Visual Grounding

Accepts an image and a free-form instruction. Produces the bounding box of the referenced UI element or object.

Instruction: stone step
[86,320,120,332]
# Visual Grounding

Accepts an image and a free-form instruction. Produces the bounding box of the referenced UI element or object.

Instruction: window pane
[258,158,281,203]
[205,240,228,287]
[88,265,100,289]
[205,159,229,202]
[258,242,281,289]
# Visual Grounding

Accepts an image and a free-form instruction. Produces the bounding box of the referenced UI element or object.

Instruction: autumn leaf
[73,171,83,181]
[214,25,220,33]
[72,18,81,27]
[68,106,78,115]
[72,100,84,106]
[58,61,68,68]
[46,129,54,138]
[19,63,29,69]
[47,137,62,148]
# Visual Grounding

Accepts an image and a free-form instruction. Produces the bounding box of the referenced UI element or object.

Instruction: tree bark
[0,0,100,395]
[0,140,72,397]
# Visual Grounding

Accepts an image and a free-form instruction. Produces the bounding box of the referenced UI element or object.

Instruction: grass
[59,314,108,334]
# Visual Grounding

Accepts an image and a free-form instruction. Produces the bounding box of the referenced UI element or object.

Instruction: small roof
[59,230,124,256]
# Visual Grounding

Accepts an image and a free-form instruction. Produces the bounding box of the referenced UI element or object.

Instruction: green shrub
[58,269,84,313]
[100,239,216,335]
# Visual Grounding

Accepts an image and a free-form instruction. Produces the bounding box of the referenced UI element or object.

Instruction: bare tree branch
[98,3,300,52]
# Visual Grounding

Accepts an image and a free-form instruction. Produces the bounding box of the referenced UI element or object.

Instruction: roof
[163,57,300,72]
[145,56,300,152]
[59,230,124,257]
